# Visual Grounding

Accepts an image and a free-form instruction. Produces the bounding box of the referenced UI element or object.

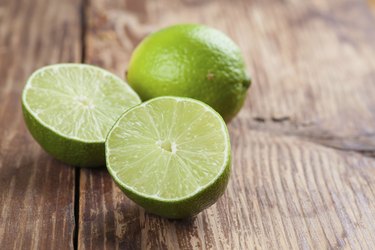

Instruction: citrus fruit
[106,96,231,218]
[126,24,251,122]
[22,64,141,167]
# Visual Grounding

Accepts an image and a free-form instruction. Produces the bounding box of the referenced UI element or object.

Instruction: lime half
[106,96,231,218]
[22,64,141,167]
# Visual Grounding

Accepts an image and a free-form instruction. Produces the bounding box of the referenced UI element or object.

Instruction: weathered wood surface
[79,0,375,249]
[0,0,80,248]
[1,0,375,249]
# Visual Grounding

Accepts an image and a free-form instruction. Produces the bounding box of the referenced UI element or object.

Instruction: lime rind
[22,103,105,166]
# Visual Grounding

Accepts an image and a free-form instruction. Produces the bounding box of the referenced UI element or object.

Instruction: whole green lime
[126,24,251,122]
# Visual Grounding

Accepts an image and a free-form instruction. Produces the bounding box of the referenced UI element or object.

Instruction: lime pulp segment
[106,96,231,218]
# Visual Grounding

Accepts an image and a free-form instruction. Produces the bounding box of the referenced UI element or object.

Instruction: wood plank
[0,0,81,248]
[79,0,375,248]
[79,131,375,249]
[84,0,375,152]
[369,0,375,13]
[240,0,375,152]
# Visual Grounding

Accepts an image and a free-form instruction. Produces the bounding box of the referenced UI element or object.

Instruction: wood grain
[79,0,375,249]
[241,0,375,153]
[79,129,375,249]
[369,0,375,13]
[84,0,375,152]
[0,0,81,248]
[1,0,375,249]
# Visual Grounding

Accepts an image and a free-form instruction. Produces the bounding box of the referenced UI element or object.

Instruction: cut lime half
[22,64,141,167]
[106,96,231,218]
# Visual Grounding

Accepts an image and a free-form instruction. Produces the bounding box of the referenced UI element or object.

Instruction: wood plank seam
[73,0,375,249]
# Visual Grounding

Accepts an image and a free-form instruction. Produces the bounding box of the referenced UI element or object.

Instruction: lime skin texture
[127,24,251,122]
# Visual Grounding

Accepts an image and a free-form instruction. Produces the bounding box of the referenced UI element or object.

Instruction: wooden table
[1,0,375,249]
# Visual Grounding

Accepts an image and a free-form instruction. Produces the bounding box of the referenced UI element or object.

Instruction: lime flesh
[106,96,231,218]
[22,64,141,167]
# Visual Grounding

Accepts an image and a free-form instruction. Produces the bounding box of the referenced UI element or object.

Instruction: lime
[22,64,141,167]
[126,24,251,122]
[106,96,231,218]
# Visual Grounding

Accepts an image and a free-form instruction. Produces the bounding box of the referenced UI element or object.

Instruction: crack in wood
[243,118,375,157]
